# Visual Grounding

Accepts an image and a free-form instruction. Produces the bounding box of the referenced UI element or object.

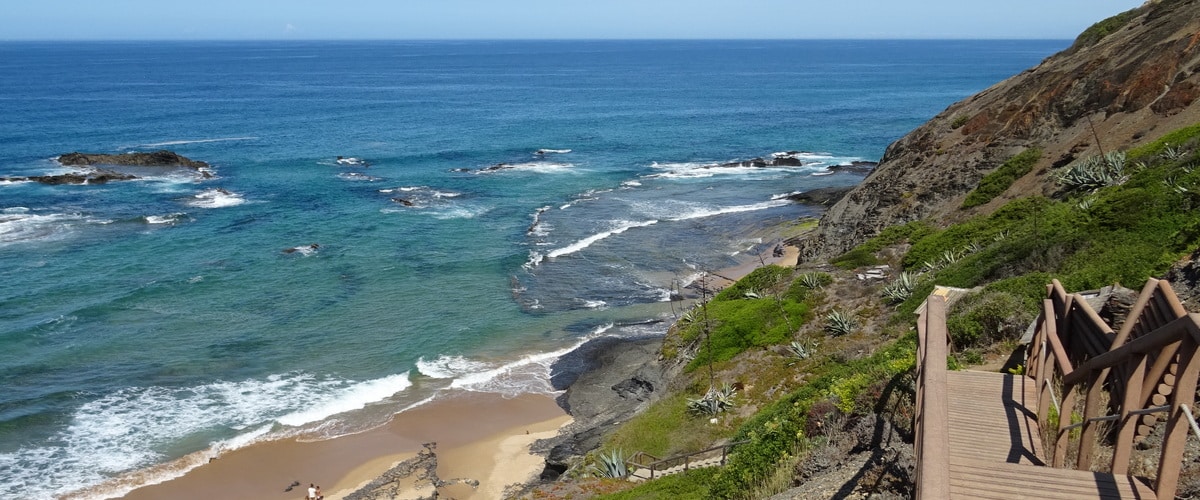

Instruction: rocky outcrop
[58,150,209,170]
[537,335,665,481]
[2,169,138,185]
[799,0,1200,261]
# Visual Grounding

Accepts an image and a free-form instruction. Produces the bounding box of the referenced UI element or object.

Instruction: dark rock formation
[799,0,1200,261]
[787,186,854,207]
[341,442,478,500]
[537,335,665,481]
[1166,247,1200,312]
[2,169,138,185]
[59,150,209,170]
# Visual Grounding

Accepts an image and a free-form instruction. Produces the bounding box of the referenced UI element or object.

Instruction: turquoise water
[0,40,1067,498]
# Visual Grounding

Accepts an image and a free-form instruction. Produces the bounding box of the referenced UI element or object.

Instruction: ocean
[0,39,1067,499]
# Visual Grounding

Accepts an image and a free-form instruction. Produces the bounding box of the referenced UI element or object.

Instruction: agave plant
[824,309,856,337]
[964,241,984,254]
[1058,152,1130,192]
[940,249,962,266]
[591,448,629,478]
[787,340,816,361]
[882,271,917,304]
[921,260,942,273]
[798,272,829,290]
[992,229,1010,242]
[743,289,762,299]
[687,383,737,416]
[1164,176,1190,194]
[1076,196,1097,211]
[1162,144,1184,161]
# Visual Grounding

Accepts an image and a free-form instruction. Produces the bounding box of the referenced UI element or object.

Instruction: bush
[1071,7,1139,50]
[831,248,878,269]
[685,298,811,371]
[951,114,970,129]
[715,265,790,302]
[962,148,1041,208]
[594,467,719,500]
[945,290,1036,350]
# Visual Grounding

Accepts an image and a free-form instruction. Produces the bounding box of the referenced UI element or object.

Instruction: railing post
[1156,329,1200,499]
[1111,352,1146,474]
[1055,381,1076,468]
[1076,369,1104,470]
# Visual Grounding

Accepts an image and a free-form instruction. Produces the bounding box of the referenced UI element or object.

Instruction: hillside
[800,0,1200,260]
[520,2,1200,499]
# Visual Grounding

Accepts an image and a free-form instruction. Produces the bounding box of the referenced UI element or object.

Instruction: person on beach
[315,485,324,499]
[307,483,317,499]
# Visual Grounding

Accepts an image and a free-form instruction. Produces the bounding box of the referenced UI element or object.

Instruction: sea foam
[0,371,413,500]
[546,220,658,259]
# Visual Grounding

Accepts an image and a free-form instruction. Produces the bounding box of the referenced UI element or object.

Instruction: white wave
[276,373,412,427]
[447,323,616,395]
[2,371,412,500]
[581,300,608,309]
[0,212,91,246]
[0,178,32,185]
[415,355,494,379]
[335,157,367,166]
[523,250,544,270]
[337,172,381,182]
[431,190,461,198]
[621,180,642,188]
[138,137,258,147]
[143,213,186,225]
[535,148,571,155]
[475,162,575,175]
[185,189,245,208]
[809,170,835,176]
[668,200,789,221]
[771,191,802,200]
[3,206,30,213]
[545,220,658,259]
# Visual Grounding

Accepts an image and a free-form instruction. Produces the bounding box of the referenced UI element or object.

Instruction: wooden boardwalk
[914,278,1200,499]
[942,370,1154,499]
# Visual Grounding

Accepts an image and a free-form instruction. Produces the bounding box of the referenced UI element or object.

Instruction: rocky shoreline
[0,150,211,185]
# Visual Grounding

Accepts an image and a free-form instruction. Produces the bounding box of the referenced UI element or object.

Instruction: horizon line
[0,37,1075,43]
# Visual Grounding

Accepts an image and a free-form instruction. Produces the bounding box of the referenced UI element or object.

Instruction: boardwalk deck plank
[935,371,1154,499]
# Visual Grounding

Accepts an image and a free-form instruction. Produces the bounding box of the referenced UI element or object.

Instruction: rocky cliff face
[800,0,1200,261]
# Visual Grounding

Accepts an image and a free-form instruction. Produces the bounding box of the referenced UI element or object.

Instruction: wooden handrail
[1025,278,1200,499]
[628,440,748,480]
[914,294,951,499]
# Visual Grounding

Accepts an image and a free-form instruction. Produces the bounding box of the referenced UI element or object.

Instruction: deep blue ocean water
[0,40,1067,498]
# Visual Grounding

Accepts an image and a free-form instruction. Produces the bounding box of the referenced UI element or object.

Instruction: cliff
[800,0,1200,260]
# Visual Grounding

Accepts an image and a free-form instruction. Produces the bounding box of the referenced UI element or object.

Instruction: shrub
[1128,123,1200,160]
[945,290,1035,350]
[951,114,970,129]
[1057,151,1131,192]
[594,468,719,500]
[962,148,1041,208]
[1071,7,1139,50]
[715,265,790,302]
[831,248,878,269]
[685,298,811,371]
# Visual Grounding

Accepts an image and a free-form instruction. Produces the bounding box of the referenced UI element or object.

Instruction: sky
[1,0,1146,41]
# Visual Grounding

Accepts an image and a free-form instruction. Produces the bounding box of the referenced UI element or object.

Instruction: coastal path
[625,441,746,483]
[914,279,1200,499]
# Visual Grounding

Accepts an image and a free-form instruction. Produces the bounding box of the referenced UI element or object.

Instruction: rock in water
[58,150,210,170]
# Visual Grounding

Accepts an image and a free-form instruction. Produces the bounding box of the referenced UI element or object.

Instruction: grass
[592,468,720,500]
[1070,7,1140,50]
[962,148,1041,208]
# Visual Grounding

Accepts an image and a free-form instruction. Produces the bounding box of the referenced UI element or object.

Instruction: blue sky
[2,1,1145,40]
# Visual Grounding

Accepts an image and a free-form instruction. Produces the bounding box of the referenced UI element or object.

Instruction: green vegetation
[951,114,970,129]
[962,148,1041,208]
[1071,7,1140,50]
[708,336,916,499]
[830,247,878,269]
[1127,122,1200,160]
[594,468,720,500]
[586,123,1200,500]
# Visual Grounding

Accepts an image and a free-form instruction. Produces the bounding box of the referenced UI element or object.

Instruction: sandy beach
[117,392,569,500]
[110,241,799,500]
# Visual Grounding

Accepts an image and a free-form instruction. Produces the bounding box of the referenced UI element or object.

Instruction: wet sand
[118,392,568,500]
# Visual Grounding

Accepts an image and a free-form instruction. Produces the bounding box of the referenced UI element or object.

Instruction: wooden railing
[914,293,950,499]
[1023,278,1200,499]
[626,440,748,480]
